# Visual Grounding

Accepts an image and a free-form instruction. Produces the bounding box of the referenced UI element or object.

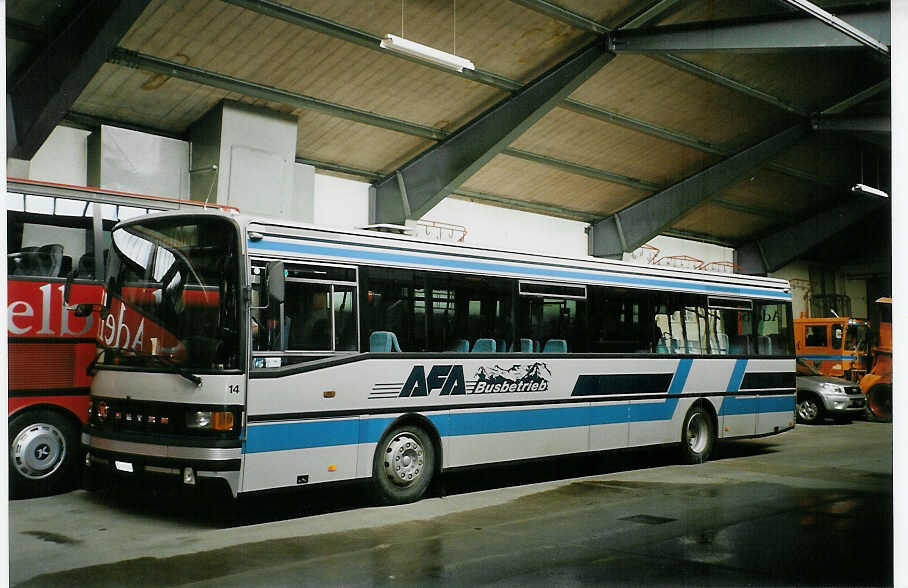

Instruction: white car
[796,358,867,424]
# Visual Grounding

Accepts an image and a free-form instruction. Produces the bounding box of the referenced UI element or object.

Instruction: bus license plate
[115,461,134,473]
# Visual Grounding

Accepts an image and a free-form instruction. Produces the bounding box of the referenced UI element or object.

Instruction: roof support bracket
[588,124,807,258]
[371,40,614,224]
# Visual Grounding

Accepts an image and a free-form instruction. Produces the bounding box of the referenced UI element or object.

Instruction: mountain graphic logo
[473,363,551,393]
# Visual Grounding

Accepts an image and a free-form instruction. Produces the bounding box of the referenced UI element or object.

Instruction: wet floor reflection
[21,471,892,587]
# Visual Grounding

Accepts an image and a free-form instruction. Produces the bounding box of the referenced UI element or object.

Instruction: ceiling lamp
[380,34,475,72]
[851,183,889,199]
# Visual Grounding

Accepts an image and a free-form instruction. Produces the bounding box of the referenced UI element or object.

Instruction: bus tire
[9,409,81,499]
[866,385,892,423]
[372,424,435,505]
[680,404,715,465]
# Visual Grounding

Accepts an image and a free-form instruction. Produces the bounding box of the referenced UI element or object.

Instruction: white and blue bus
[81,209,795,503]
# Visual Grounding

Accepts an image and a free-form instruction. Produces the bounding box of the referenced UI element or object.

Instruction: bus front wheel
[9,409,80,499]
[372,424,435,505]
[866,385,892,423]
[681,404,715,465]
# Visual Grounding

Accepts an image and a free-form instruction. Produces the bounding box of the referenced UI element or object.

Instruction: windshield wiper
[136,353,202,386]
[87,347,202,385]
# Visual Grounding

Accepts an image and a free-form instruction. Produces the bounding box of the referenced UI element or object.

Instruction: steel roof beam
[109,49,447,140]
[221,0,521,91]
[508,0,610,34]
[219,0,835,191]
[735,197,886,274]
[451,189,601,222]
[588,124,807,259]
[822,79,890,115]
[653,55,808,117]
[617,0,686,29]
[779,0,890,56]
[610,8,890,53]
[8,0,152,159]
[371,41,613,224]
[502,148,658,192]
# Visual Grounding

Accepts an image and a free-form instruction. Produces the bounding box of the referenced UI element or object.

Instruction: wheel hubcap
[11,423,66,480]
[687,413,709,454]
[798,400,818,421]
[383,433,425,487]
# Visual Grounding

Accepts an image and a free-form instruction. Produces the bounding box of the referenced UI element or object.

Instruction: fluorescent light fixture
[851,183,889,199]
[380,34,475,72]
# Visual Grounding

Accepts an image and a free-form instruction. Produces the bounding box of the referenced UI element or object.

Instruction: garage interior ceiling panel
[676,52,889,114]
[717,170,829,219]
[511,108,719,187]
[6,0,890,268]
[295,110,436,174]
[568,55,797,147]
[284,0,594,84]
[462,154,647,216]
[772,134,871,186]
[672,202,775,242]
[75,64,235,133]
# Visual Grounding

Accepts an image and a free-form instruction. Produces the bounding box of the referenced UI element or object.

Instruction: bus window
[7,210,94,279]
[362,267,426,352]
[587,286,651,353]
[519,296,584,353]
[653,293,710,354]
[285,282,332,350]
[704,298,754,355]
[427,273,513,352]
[755,301,793,356]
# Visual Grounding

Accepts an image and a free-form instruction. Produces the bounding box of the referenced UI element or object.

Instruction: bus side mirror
[266,261,285,306]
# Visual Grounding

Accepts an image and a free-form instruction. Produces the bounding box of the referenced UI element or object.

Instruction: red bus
[7,178,233,498]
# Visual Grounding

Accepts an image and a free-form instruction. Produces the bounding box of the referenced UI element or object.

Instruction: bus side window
[7,196,95,279]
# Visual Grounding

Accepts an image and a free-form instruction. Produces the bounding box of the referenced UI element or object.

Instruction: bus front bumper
[82,433,242,496]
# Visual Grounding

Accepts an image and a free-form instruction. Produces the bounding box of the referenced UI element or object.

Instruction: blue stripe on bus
[718,394,795,416]
[799,354,852,361]
[727,359,748,392]
[248,239,790,300]
[244,360,699,453]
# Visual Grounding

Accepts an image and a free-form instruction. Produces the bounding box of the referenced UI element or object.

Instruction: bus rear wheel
[866,385,892,423]
[9,410,80,499]
[372,425,435,505]
[681,404,715,464]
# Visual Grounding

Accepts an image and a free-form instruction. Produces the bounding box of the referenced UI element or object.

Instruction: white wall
[17,126,90,186]
[312,174,370,228]
[421,197,589,257]
[771,261,812,319]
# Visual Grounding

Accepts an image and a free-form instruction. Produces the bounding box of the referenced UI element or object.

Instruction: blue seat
[471,338,496,352]
[542,339,567,353]
[448,339,469,352]
[655,337,670,354]
[510,338,533,352]
[369,331,401,352]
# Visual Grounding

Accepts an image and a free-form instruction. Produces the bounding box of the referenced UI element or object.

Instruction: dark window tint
[587,286,653,353]
[804,325,828,347]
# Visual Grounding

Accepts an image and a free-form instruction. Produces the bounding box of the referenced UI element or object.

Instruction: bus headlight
[186,410,235,431]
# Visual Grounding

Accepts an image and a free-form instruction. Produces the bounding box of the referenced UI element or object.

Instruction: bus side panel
[445,404,590,468]
[756,395,795,434]
[242,421,359,492]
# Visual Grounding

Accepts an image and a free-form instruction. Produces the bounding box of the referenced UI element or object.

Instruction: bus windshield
[100,216,241,371]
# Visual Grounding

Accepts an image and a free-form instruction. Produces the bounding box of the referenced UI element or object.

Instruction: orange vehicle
[794,316,868,381]
[860,298,892,422]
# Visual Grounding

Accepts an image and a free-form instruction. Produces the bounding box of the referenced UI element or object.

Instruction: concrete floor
[10,419,893,587]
